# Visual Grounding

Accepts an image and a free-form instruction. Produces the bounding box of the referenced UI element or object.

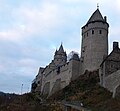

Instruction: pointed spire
[87,8,104,24]
[58,43,64,53]
[55,49,58,55]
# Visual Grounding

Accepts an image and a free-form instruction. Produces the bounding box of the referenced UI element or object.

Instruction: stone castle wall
[103,70,120,93]
[41,62,71,96]
[41,59,80,96]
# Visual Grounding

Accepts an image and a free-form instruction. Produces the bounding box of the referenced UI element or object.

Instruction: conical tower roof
[58,44,64,53]
[87,9,104,24]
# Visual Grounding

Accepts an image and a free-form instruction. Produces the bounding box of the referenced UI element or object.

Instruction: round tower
[81,8,109,73]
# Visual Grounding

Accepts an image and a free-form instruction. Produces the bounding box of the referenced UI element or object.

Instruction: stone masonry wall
[81,22,108,73]
[103,70,120,92]
[42,62,72,96]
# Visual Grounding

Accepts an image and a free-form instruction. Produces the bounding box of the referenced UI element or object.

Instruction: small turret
[58,44,64,53]
[54,44,67,66]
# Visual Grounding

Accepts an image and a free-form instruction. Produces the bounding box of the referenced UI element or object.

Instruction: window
[82,46,85,52]
[81,57,84,62]
[92,30,94,34]
[84,34,85,38]
[57,66,60,74]
[111,64,113,68]
[99,30,102,34]
[38,81,40,84]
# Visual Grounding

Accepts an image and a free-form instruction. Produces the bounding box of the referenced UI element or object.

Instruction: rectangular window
[99,30,102,34]
[82,47,85,52]
[84,34,85,38]
[92,30,94,34]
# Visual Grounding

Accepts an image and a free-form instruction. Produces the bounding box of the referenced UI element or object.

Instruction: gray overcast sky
[0,0,120,94]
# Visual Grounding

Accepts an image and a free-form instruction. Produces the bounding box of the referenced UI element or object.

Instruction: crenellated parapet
[41,52,80,96]
[31,7,120,98]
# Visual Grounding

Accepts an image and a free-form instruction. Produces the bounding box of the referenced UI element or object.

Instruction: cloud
[0,29,23,42]
[0,1,93,43]
[0,64,5,72]
[61,0,81,3]
[0,1,61,42]
[0,71,32,93]
[19,58,37,66]
[16,3,58,31]
[0,0,120,94]
[109,26,120,51]
[18,58,39,76]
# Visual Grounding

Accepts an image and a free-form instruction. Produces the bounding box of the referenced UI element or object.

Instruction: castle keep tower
[81,8,109,73]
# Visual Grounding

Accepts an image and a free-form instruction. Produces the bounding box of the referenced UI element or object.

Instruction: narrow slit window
[92,30,94,34]
[99,30,102,34]
[84,34,85,38]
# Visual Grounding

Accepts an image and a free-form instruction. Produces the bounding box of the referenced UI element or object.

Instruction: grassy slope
[0,93,48,111]
[0,93,63,111]
[49,70,120,111]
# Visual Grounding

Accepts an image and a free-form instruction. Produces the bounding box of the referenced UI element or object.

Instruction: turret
[69,53,80,80]
[54,44,67,66]
[81,8,109,73]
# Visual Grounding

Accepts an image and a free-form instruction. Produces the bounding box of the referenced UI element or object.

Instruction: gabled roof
[87,9,104,24]
[100,47,120,66]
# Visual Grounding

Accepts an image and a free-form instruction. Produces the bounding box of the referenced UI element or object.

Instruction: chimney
[104,16,107,22]
[113,42,119,49]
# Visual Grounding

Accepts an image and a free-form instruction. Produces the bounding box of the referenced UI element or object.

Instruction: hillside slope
[49,70,120,111]
[1,70,120,111]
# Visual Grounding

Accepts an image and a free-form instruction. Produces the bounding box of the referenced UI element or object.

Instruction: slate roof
[58,44,64,53]
[87,9,104,24]
[100,46,120,66]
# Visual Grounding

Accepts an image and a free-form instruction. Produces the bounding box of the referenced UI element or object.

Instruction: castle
[31,8,120,97]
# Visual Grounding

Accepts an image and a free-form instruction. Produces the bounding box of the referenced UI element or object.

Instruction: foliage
[49,70,120,111]
[1,70,120,111]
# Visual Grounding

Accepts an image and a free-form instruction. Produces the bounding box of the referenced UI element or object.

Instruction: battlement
[31,8,120,98]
